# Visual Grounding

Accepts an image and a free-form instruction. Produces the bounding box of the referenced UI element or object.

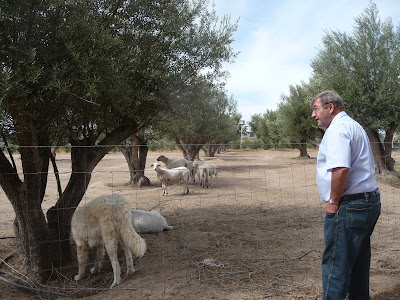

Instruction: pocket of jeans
[325,212,337,219]
[346,207,372,231]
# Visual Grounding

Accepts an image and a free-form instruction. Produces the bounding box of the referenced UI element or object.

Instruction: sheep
[197,164,209,188]
[206,162,218,187]
[157,154,192,168]
[192,160,201,183]
[157,155,195,183]
[196,159,218,187]
[151,162,190,196]
[131,209,173,233]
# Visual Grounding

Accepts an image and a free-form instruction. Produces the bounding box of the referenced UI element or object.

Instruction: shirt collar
[330,111,347,127]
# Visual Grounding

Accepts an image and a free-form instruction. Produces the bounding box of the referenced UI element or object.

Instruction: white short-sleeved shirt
[316,111,378,202]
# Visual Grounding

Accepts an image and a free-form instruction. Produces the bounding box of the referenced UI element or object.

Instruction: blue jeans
[322,193,381,300]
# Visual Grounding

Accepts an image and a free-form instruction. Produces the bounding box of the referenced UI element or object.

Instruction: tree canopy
[278,83,321,157]
[0,0,237,278]
[249,110,283,150]
[311,2,400,172]
[158,77,239,159]
[250,2,400,167]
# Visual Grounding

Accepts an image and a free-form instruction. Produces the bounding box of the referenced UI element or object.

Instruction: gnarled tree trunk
[367,126,397,174]
[206,143,219,157]
[291,139,310,158]
[273,140,280,150]
[176,139,204,161]
[0,110,53,280]
[119,134,151,186]
[0,116,138,282]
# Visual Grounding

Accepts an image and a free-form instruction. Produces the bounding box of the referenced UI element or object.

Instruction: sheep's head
[151,162,160,170]
[157,155,165,162]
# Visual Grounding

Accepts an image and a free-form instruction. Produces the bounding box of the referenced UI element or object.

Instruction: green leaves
[311,2,400,132]
[0,0,237,145]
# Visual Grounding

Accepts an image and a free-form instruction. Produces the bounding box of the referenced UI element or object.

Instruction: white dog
[71,194,147,288]
[131,209,173,234]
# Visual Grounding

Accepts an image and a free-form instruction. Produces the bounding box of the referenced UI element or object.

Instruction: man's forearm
[331,167,349,202]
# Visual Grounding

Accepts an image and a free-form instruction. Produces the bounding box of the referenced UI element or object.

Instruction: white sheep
[206,162,218,187]
[196,159,218,187]
[198,164,209,188]
[157,154,192,168]
[151,162,190,196]
[131,209,173,233]
[157,155,195,183]
[192,160,201,183]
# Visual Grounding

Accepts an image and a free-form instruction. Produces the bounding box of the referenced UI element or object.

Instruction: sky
[211,0,400,122]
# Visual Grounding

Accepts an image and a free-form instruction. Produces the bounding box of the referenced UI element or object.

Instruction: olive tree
[311,2,400,173]
[278,83,321,157]
[0,0,237,279]
[159,77,238,160]
[249,110,284,150]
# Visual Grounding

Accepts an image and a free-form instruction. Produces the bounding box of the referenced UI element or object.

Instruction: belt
[340,189,379,202]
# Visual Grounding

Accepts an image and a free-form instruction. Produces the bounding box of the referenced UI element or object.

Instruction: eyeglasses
[312,104,327,112]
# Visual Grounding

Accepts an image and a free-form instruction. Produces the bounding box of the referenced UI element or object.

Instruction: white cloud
[225,25,313,119]
[214,0,400,122]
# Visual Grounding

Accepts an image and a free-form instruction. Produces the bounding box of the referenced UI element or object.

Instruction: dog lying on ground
[131,209,173,233]
[71,194,146,288]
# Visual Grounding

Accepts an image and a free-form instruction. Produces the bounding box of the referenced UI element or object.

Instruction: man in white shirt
[311,90,381,300]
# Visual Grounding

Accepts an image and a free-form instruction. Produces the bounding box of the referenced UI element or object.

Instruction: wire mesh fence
[0,147,399,299]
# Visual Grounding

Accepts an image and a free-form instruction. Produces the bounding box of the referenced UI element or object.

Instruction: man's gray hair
[311,90,345,109]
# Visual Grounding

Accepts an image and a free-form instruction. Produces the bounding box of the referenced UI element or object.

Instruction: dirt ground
[0,149,399,299]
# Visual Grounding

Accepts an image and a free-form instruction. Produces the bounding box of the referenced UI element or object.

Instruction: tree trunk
[119,134,150,186]
[273,140,279,150]
[306,137,320,149]
[187,144,204,160]
[262,140,269,150]
[206,143,219,157]
[46,123,138,275]
[176,139,204,161]
[45,144,102,272]
[382,122,397,171]
[0,114,138,281]
[0,109,52,280]
[292,140,310,158]
[176,139,188,158]
[367,127,396,174]
[50,149,63,199]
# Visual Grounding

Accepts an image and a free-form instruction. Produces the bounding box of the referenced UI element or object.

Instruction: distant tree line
[249,2,400,174]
